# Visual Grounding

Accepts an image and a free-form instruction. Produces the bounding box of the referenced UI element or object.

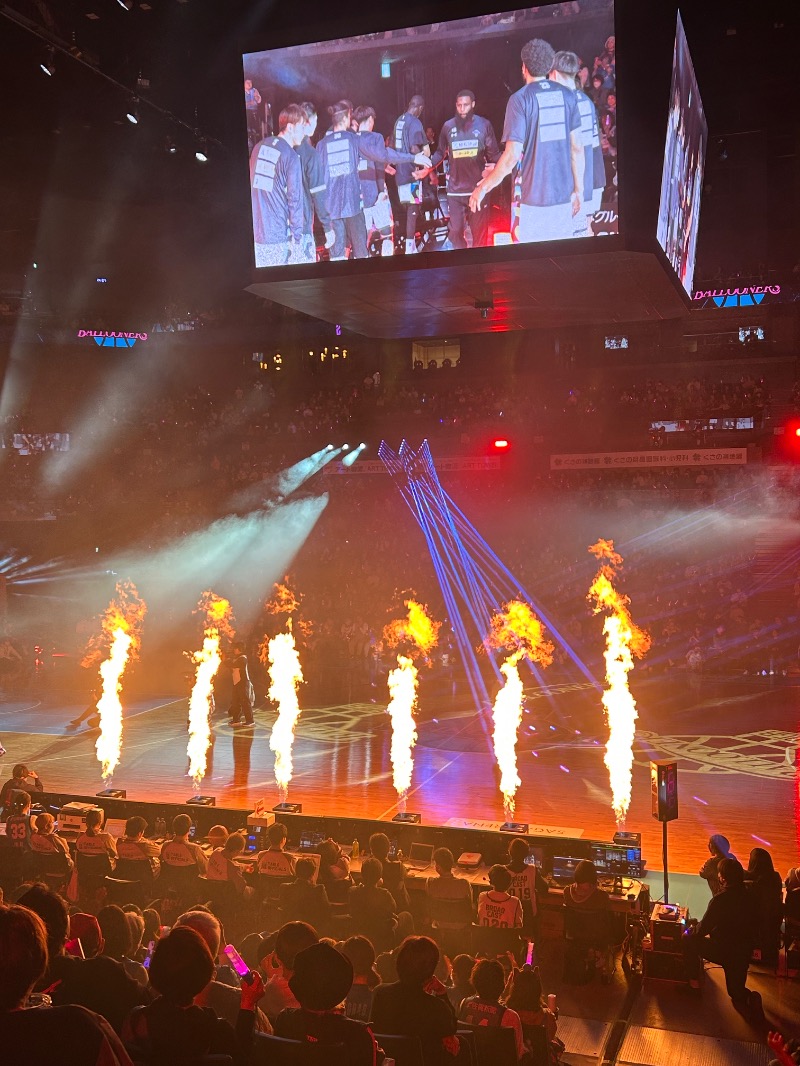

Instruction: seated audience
[4,791,32,850]
[0,902,133,1064]
[274,941,380,1065]
[18,883,145,1033]
[349,856,402,949]
[259,920,319,1022]
[446,953,475,1012]
[75,808,117,867]
[97,905,149,988]
[341,934,381,1022]
[206,824,230,850]
[0,763,43,819]
[255,821,295,879]
[503,964,562,1064]
[563,860,610,913]
[280,856,332,928]
[69,912,104,958]
[124,911,146,966]
[207,832,254,898]
[699,834,736,897]
[121,925,263,1065]
[425,847,474,927]
[116,816,160,879]
[29,812,73,867]
[459,957,524,1061]
[317,837,352,903]
[745,848,783,967]
[371,935,458,1066]
[173,908,271,1033]
[477,865,524,928]
[505,837,548,936]
[683,857,760,1011]
[159,813,207,876]
[369,832,411,911]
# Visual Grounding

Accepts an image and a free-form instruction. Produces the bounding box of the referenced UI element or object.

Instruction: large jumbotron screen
[243,3,617,269]
[656,13,707,296]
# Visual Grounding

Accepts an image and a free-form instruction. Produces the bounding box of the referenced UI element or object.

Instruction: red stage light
[493,439,509,450]
[795,428,800,438]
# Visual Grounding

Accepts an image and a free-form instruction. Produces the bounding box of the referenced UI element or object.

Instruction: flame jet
[383,599,441,807]
[81,581,147,782]
[587,539,651,825]
[485,600,554,818]
[259,581,309,801]
[187,592,234,789]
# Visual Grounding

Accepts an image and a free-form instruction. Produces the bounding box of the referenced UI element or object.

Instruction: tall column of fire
[259,582,309,803]
[383,599,441,810]
[81,580,147,784]
[485,600,554,819]
[587,539,651,825]
[186,591,234,790]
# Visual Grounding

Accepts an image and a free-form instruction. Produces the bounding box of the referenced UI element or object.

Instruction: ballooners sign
[77,329,148,348]
[691,283,782,308]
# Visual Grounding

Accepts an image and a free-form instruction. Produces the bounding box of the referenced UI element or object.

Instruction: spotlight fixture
[475,298,494,320]
[195,138,209,162]
[326,444,334,451]
[164,136,178,155]
[39,49,55,77]
[342,444,350,451]
[125,99,140,124]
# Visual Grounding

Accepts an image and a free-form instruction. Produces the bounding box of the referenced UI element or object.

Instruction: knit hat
[289,942,353,1011]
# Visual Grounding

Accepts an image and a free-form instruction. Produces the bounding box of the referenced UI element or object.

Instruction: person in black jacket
[745,848,783,967]
[683,858,760,1011]
[371,936,458,1066]
[18,884,145,1034]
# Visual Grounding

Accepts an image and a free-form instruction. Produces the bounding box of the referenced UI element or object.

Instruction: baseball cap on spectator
[69,913,104,958]
[289,942,353,1011]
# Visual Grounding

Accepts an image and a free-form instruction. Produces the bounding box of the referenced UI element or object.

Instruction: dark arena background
[1,1,800,1063]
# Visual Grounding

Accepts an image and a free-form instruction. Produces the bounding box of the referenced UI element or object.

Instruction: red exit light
[493,439,509,450]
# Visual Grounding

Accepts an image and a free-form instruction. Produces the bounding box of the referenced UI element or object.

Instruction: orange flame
[265,579,312,639]
[83,581,146,782]
[383,598,441,656]
[387,654,419,803]
[383,600,440,806]
[263,619,305,800]
[588,539,651,825]
[186,592,233,789]
[487,601,553,818]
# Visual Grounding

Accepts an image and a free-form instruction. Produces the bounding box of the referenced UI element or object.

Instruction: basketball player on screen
[469,38,584,244]
[250,104,305,267]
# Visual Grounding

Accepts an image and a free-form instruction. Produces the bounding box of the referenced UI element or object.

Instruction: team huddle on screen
[248,37,608,266]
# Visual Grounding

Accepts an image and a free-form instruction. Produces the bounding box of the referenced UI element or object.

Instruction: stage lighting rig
[125,99,140,125]
[39,49,55,76]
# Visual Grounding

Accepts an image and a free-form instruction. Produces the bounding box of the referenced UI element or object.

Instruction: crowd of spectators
[0,807,797,1064]
[0,366,795,681]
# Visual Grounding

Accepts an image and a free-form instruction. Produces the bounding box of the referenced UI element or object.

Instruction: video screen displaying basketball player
[243,1,618,268]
